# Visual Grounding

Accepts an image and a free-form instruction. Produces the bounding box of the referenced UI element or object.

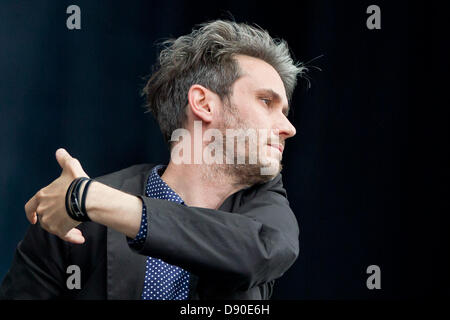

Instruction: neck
[160,161,250,209]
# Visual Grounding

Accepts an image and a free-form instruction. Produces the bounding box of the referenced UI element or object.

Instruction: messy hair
[142,19,306,144]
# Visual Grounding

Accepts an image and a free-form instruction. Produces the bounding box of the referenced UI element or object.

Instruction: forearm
[85,181,142,239]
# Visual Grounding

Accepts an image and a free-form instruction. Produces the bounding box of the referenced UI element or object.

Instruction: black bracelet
[65,178,79,220]
[80,178,94,216]
[70,177,87,219]
[65,177,92,222]
[69,177,88,221]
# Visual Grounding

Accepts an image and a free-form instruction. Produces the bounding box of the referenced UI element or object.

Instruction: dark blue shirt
[128,164,190,300]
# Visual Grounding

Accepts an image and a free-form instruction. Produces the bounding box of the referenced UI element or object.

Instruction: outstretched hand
[24,148,89,244]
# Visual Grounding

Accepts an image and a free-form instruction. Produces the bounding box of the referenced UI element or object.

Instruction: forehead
[232,55,288,102]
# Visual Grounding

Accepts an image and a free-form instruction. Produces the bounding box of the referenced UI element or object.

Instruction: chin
[258,158,282,178]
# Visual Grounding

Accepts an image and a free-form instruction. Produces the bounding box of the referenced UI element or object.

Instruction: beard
[202,103,283,188]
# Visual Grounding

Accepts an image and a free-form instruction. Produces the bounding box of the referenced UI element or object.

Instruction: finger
[61,228,85,244]
[24,195,39,224]
[55,148,88,177]
[55,148,72,170]
[31,212,38,224]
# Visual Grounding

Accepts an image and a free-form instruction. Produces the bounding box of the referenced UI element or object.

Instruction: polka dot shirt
[128,164,190,300]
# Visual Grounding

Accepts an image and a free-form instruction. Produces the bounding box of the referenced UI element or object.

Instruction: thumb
[61,228,85,244]
[55,148,72,170]
[55,148,88,177]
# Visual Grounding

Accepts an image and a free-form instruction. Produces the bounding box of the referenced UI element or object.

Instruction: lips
[268,143,284,153]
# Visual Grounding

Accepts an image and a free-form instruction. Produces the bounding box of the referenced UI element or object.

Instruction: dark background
[0,0,448,299]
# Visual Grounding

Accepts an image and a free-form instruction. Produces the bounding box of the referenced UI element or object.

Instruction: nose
[276,114,296,139]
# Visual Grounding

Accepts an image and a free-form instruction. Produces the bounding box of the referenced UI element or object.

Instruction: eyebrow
[254,88,290,116]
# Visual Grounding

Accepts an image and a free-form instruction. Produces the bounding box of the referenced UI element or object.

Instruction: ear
[187,84,217,124]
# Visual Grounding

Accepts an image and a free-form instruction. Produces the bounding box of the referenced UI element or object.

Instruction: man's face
[219,54,297,184]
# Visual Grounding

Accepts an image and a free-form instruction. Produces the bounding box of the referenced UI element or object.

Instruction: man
[0,20,305,299]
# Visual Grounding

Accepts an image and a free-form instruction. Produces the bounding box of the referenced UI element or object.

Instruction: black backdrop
[0,0,448,299]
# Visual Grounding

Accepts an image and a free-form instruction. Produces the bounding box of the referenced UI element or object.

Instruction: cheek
[244,105,269,128]
[232,98,271,130]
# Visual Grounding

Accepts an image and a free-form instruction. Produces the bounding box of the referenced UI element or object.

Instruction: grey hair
[142,19,306,144]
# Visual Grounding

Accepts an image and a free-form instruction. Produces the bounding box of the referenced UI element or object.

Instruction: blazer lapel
[106,167,153,300]
[106,228,147,299]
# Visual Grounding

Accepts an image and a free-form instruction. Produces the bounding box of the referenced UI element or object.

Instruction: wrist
[84,181,143,238]
[65,177,91,222]
[84,181,102,221]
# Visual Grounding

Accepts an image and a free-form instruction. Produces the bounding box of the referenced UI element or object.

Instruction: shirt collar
[145,164,185,205]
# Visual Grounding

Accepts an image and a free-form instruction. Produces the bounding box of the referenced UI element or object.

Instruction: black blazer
[0,163,299,299]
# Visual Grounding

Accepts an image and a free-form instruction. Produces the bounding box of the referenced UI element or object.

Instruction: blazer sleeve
[130,173,300,292]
